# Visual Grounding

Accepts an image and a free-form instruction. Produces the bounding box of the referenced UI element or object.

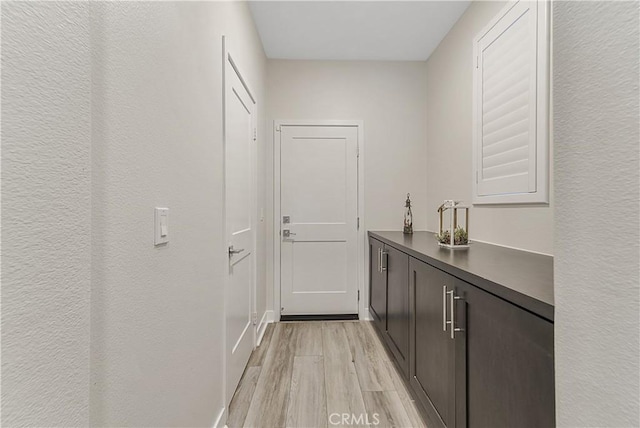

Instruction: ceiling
[248,1,471,61]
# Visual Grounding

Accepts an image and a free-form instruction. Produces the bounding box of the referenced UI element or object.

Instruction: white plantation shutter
[473,1,549,204]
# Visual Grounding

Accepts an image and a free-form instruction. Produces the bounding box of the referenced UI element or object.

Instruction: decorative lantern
[403,193,413,234]
[435,200,470,249]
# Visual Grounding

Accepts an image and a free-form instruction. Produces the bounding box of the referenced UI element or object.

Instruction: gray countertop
[369,231,554,322]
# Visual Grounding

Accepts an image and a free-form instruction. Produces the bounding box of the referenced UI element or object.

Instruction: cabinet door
[455,279,555,428]
[369,238,386,332]
[410,258,455,428]
[385,244,409,377]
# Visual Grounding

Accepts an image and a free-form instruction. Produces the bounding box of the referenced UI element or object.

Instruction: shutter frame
[472,0,550,205]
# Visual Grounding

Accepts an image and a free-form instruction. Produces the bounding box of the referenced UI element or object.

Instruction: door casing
[273,120,366,321]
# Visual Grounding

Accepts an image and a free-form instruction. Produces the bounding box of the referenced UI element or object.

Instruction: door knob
[283,229,296,239]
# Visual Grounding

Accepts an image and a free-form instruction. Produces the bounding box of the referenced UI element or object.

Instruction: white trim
[221,34,228,423]
[472,0,550,205]
[275,119,363,128]
[256,310,274,346]
[273,122,281,321]
[211,406,226,428]
[357,123,366,321]
[272,120,366,321]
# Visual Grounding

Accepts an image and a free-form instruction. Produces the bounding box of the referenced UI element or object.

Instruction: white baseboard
[212,406,225,428]
[256,310,274,346]
[360,307,373,321]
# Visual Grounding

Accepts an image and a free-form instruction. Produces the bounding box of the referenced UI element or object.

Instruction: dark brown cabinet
[369,233,555,428]
[369,238,386,333]
[384,245,409,378]
[455,278,555,428]
[409,258,456,428]
[369,238,410,378]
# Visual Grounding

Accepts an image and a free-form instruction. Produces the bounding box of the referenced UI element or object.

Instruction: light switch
[155,207,169,246]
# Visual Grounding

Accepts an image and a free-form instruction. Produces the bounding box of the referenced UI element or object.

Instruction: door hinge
[357,217,360,230]
[476,171,478,184]
[476,55,479,69]
[252,312,257,326]
[358,290,360,301]
[357,144,360,158]
[253,128,257,141]
[276,125,281,132]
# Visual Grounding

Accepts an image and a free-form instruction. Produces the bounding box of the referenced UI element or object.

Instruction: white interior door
[279,125,359,316]
[224,49,255,407]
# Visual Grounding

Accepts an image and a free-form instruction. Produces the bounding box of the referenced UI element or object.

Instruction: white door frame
[273,120,366,321]
[222,35,258,414]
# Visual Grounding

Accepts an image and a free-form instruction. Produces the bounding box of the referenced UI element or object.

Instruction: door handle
[228,245,245,256]
[283,229,296,239]
[449,289,464,339]
[377,248,382,273]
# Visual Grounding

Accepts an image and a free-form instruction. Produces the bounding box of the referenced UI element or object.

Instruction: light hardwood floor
[226,321,426,428]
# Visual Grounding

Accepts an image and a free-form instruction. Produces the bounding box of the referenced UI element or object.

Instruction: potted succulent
[436,200,470,249]
[435,226,468,247]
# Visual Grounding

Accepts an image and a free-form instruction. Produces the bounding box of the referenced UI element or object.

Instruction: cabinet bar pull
[443,286,450,332]
[377,248,382,273]
[449,290,464,339]
[381,251,388,272]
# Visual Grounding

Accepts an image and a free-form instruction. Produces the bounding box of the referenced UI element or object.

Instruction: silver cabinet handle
[228,245,245,255]
[443,286,450,332]
[449,289,464,339]
[381,251,388,272]
[377,248,382,273]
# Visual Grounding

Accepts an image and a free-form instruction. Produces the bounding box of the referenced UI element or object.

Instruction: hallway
[2,1,639,426]
[227,322,425,428]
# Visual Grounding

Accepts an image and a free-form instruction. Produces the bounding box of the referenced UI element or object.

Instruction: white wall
[1,3,91,426]
[266,60,429,314]
[553,1,639,426]
[2,2,267,426]
[425,1,554,255]
[90,2,266,426]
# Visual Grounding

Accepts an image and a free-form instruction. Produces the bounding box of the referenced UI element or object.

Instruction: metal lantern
[436,200,469,249]
[403,193,413,235]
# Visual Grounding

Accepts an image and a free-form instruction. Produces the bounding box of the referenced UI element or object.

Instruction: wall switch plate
[155,208,169,246]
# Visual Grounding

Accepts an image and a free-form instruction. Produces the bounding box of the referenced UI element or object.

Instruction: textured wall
[1,3,91,426]
[90,2,266,426]
[554,1,640,426]
[266,59,429,314]
[425,1,554,255]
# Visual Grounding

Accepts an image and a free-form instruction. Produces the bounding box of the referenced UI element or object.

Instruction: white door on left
[224,46,255,409]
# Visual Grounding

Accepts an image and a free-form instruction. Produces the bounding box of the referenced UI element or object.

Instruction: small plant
[435,226,468,246]
[435,230,450,245]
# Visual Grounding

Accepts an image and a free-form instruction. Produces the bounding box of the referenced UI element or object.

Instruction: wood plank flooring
[227,321,426,428]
